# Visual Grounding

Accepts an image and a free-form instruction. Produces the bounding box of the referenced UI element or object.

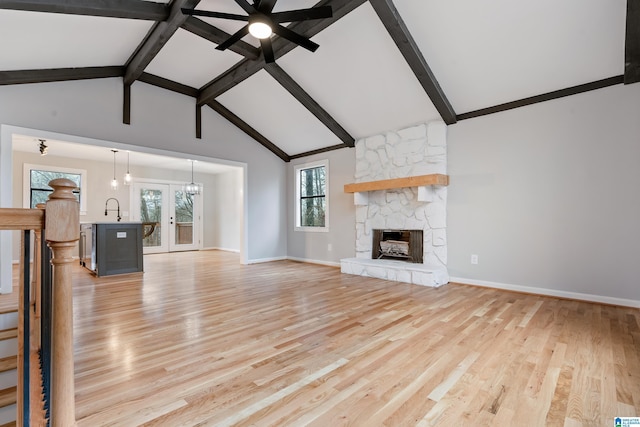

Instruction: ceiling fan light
[249,21,272,39]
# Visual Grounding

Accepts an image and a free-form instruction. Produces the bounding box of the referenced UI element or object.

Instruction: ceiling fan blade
[216,25,250,51]
[234,0,255,14]
[260,38,275,63]
[181,8,248,21]
[255,0,277,13]
[271,6,332,23]
[272,24,319,52]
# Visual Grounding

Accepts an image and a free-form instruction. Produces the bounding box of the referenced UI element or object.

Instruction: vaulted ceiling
[1,0,637,162]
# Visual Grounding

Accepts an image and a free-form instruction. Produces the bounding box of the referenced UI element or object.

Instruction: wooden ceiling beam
[625,0,640,84]
[134,74,288,158]
[0,0,167,20]
[181,17,260,60]
[457,76,624,121]
[289,143,351,160]
[197,0,367,106]
[123,0,201,86]
[264,63,355,147]
[206,101,290,162]
[0,66,124,85]
[368,0,457,125]
[138,72,199,97]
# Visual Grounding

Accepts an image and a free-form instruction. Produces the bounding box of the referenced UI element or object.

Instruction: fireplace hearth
[372,229,423,263]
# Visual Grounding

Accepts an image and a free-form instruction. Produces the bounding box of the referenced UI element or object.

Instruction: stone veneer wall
[354,121,447,272]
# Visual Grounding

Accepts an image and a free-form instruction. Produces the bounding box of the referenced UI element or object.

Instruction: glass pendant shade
[184,160,201,195]
[110,150,118,190]
[124,151,132,185]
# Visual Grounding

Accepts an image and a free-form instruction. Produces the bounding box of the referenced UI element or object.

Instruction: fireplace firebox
[372,229,423,263]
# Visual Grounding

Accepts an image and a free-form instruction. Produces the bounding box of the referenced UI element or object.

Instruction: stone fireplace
[340,121,449,287]
[372,229,423,263]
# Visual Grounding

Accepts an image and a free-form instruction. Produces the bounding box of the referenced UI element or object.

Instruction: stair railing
[0,178,79,427]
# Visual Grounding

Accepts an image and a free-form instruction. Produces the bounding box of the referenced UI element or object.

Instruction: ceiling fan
[181,0,333,63]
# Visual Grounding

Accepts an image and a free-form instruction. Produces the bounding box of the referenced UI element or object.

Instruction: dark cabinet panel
[93,223,143,277]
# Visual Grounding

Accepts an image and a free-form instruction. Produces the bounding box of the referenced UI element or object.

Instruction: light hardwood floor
[66,251,639,426]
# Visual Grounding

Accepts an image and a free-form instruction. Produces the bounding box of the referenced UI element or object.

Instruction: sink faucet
[105,198,121,222]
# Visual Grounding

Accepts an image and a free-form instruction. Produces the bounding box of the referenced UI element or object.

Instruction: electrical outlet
[471,254,478,265]
[328,243,333,252]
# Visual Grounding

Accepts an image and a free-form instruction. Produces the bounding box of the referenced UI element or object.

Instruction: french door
[132,183,200,254]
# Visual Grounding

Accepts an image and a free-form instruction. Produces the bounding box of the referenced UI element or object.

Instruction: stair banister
[44,179,79,427]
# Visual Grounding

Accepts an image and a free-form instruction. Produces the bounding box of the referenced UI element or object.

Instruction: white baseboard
[204,247,240,253]
[246,256,287,264]
[449,276,640,309]
[287,256,340,268]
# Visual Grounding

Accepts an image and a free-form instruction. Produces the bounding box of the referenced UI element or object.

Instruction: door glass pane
[174,190,194,245]
[140,189,162,248]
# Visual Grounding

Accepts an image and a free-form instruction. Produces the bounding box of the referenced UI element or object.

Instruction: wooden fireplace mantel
[344,174,449,193]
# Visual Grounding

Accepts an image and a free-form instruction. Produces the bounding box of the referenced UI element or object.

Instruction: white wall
[0,78,287,264]
[447,83,640,304]
[210,169,243,252]
[287,147,356,265]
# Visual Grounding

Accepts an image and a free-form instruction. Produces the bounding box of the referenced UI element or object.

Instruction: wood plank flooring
[67,251,640,426]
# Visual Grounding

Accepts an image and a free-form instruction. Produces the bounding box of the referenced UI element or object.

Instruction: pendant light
[184,160,201,196]
[124,151,132,185]
[110,149,119,190]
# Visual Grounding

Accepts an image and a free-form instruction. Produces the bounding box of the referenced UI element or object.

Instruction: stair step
[0,357,16,375]
[0,387,16,408]
[0,422,15,427]
[0,330,16,342]
[0,307,17,316]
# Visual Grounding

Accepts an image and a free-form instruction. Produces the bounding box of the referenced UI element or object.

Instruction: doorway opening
[0,124,249,294]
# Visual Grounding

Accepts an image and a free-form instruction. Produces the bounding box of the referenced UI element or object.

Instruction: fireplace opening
[372,229,423,263]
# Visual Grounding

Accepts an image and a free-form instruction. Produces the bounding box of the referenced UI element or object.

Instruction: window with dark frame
[29,169,81,208]
[299,165,326,227]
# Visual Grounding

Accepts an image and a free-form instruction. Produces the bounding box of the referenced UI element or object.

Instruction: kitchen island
[79,222,144,277]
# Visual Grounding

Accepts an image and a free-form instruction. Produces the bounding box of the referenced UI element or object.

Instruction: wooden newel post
[45,179,79,427]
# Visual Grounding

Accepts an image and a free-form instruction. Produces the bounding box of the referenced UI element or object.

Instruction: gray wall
[210,169,243,252]
[447,83,640,301]
[0,78,286,262]
[287,147,356,265]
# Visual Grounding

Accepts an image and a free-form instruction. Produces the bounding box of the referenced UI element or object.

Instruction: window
[295,159,329,232]
[23,164,87,215]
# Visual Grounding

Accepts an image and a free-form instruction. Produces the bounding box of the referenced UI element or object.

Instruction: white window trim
[294,159,329,233]
[23,163,88,215]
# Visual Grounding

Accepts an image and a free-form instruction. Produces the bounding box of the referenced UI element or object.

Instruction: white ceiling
[11,134,238,175]
[396,0,626,113]
[0,0,630,159]
[0,10,154,70]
